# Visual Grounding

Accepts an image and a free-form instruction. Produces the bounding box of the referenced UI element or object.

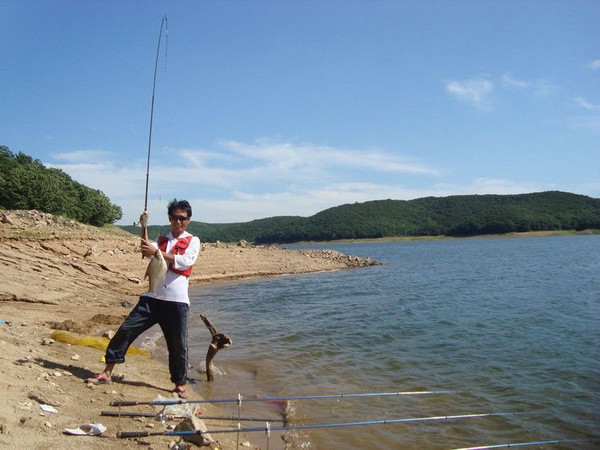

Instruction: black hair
[168,199,192,218]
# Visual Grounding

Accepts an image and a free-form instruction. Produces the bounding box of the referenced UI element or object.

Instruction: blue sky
[1,1,599,225]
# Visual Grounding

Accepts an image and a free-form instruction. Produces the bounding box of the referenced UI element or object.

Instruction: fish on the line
[144,248,167,295]
[140,211,167,295]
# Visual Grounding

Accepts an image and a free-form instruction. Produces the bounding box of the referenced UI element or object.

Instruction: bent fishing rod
[143,14,168,214]
[110,389,459,407]
[116,411,527,438]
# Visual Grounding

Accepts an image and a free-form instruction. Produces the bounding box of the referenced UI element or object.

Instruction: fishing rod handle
[117,431,155,438]
[118,430,201,438]
[110,401,142,407]
[102,410,152,417]
[102,410,132,417]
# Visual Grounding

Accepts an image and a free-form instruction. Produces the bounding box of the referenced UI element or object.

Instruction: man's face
[169,208,190,235]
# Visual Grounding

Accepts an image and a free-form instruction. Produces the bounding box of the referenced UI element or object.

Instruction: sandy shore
[0,210,378,449]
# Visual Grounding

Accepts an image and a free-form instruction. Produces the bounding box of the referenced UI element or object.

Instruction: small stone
[71,354,80,361]
[102,330,115,339]
[41,338,54,346]
[44,421,52,428]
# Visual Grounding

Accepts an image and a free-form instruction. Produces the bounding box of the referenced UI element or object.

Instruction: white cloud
[218,140,439,176]
[575,97,600,111]
[46,161,144,197]
[54,149,113,163]
[531,79,559,98]
[586,59,600,70]
[568,116,600,133]
[47,141,441,225]
[429,178,543,198]
[445,78,493,109]
[179,178,561,223]
[46,140,596,227]
[502,73,530,89]
[569,97,600,134]
[501,72,558,98]
[462,178,542,195]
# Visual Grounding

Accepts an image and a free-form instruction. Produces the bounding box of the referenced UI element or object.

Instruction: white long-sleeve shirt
[144,231,200,305]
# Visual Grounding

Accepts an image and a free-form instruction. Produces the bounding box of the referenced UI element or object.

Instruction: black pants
[105,295,189,386]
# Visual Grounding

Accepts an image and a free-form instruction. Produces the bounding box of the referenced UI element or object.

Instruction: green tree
[0,145,122,226]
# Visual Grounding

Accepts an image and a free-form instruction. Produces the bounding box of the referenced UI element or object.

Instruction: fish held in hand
[144,250,167,295]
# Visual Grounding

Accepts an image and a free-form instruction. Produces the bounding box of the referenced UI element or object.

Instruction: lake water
[182,235,599,449]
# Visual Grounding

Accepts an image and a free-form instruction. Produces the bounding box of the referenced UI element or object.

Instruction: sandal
[86,374,112,385]
[173,386,188,399]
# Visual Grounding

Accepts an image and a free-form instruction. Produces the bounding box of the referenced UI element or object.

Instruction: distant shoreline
[292,229,600,245]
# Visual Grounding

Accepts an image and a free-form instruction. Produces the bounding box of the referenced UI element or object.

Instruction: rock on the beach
[175,416,213,446]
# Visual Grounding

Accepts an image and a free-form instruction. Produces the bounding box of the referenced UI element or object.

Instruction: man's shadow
[16,357,172,393]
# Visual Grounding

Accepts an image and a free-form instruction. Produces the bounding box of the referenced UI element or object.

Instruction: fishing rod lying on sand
[110,390,459,407]
[453,437,600,449]
[101,410,285,423]
[116,411,526,439]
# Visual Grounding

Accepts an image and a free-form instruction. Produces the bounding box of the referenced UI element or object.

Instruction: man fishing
[87,199,200,399]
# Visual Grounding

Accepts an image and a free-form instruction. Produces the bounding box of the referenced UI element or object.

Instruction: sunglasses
[170,215,189,222]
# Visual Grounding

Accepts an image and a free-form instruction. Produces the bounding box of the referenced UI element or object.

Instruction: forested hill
[124,191,600,244]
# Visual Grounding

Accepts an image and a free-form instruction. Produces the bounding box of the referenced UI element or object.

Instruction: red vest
[157,235,194,277]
